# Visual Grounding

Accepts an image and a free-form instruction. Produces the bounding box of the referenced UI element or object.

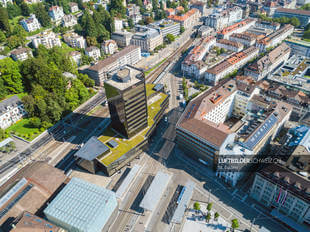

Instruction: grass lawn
[302,38,310,42]
[144,58,167,76]
[98,92,168,166]
[145,83,156,97]
[6,118,43,142]
[61,42,76,53]
[0,93,27,102]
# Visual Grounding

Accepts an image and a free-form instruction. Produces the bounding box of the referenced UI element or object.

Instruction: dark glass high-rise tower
[104,65,148,138]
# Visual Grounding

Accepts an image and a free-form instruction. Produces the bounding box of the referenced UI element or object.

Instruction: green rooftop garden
[145,83,156,97]
[97,91,167,166]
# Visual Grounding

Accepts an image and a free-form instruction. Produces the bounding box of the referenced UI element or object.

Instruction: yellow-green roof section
[97,86,168,166]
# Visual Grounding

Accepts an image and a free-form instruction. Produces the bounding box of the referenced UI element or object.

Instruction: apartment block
[217,18,256,39]
[245,43,291,81]
[130,26,163,52]
[80,45,141,86]
[63,32,86,49]
[10,47,32,61]
[229,32,261,47]
[168,8,200,29]
[32,31,61,49]
[62,14,77,27]
[48,6,64,24]
[85,46,101,61]
[20,14,41,32]
[69,2,79,13]
[205,46,259,85]
[204,6,243,30]
[216,39,244,52]
[181,36,216,79]
[256,24,294,52]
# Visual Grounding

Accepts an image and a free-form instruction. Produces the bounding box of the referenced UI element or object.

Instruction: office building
[32,31,61,49]
[148,19,180,37]
[63,32,86,49]
[10,47,32,61]
[217,18,256,39]
[80,45,141,86]
[168,8,200,29]
[0,95,27,129]
[111,31,133,47]
[285,39,310,58]
[20,14,41,32]
[274,8,310,27]
[245,42,291,81]
[44,177,118,232]
[130,26,163,52]
[256,24,294,52]
[205,46,259,85]
[204,6,243,30]
[104,66,148,138]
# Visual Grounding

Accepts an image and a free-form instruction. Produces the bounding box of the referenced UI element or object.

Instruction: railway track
[146,38,194,84]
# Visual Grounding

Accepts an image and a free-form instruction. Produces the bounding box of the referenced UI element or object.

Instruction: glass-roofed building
[44,177,118,232]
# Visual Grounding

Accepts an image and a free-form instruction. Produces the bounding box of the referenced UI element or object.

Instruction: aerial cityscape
[0,0,310,231]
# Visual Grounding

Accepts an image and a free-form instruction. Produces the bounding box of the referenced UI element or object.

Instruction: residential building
[217,18,256,39]
[274,8,310,27]
[255,20,280,31]
[69,2,79,13]
[205,46,259,85]
[256,24,294,52]
[85,46,101,60]
[10,47,32,61]
[11,211,65,232]
[190,1,207,16]
[285,39,310,58]
[69,51,82,66]
[148,19,180,37]
[24,0,41,3]
[105,66,148,138]
[204,6,243,30]
[245,43,291,81]
[32,31,61,49]
[62,14,77,27]
[176,78,291,178]
[0,162,67,227]
[94,0,108,10]
[0,0,12,7]
[63,32,86,49]
[114,18,123,31]
[229,32,261,47]
[216,39,244,52]
[181,36,216,79]
[165,8,175,16]
[48,6,64,24]
[0,95,27,129]
[19,14,41,32]
[111,31,133,47]
[126,4,142,24]
[44,177,118,232]
[197,25,213,37]
[168,8,200,29]
[79,45,141,86]
[250,160,310,230]
[130,26,163,52]
[102,39,118,55]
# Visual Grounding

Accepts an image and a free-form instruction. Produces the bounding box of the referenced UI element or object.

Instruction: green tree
[166,33,175,43]
[303,30,310,39]
[231,219,239,231]
[34,3,51,27]
[109,0,126,17]
[7,3,22,19]
[0,30,6,43]
[207,203,213,212]
[29,117,42,128]
[21,2,31,16]
[0,58,24,94]
[78,73,95,87]
[290,17,300,27]
[22,95,35,117]
[180,0,189,12]
[180,26,185,34]
[214,212,219,221]
[0,7,11,33]
[193,202,200,211]
[86,36,98,46]
[0,128,6,141]
[206,212,211,223]
[128,18,134,28]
